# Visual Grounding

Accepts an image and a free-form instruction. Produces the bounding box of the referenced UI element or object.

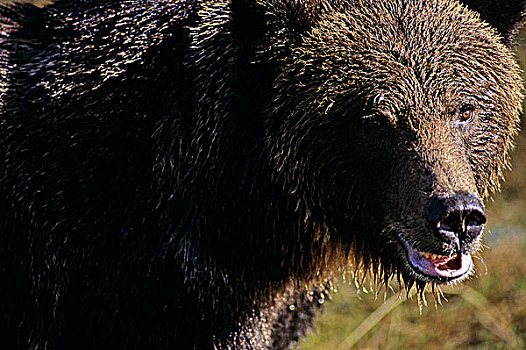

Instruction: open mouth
[402,240,472,280]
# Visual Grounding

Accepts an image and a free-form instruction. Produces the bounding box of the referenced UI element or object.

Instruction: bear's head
[266,0,524,287]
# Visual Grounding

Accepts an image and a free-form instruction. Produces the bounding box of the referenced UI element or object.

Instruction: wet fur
[0,0,524,349]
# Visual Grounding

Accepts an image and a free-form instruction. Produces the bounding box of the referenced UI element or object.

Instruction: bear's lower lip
[401,240,472,280]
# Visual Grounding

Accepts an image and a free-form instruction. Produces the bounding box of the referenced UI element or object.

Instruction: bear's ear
[460,0,526,46]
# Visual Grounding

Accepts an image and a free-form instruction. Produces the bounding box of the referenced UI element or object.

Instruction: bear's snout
[425,192,486,250]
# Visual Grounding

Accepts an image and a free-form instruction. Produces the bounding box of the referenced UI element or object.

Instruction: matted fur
[0,0,524,349]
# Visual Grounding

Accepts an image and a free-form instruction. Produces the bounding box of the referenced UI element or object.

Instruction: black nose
[425,193,487,248]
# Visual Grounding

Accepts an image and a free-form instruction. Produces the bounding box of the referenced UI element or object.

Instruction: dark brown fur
[268,0,523,283]
[0,0,524,349]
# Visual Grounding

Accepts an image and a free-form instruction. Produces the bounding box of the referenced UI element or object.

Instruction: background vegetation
[0,0,54,7]
[300,32,526,350]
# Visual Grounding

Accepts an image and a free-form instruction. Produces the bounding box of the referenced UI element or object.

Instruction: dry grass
[0,0,54,8]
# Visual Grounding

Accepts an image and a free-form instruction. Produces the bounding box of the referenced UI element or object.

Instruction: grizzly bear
[0,0,524,349]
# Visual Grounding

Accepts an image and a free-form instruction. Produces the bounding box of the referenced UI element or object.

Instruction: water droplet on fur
[289,305,296,311]
[306,292,314,302]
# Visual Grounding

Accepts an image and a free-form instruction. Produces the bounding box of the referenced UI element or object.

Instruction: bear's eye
[366,117,382,129]
[458,107,475,124]
[364,115,386,132]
